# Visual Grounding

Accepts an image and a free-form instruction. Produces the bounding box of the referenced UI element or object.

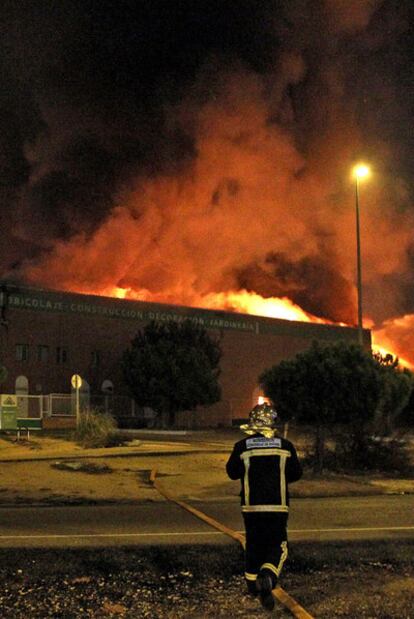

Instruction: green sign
[0,409,17,430]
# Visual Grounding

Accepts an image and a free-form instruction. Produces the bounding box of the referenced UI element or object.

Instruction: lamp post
[352,163,370,346]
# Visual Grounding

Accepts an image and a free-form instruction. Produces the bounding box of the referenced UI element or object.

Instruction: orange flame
[372,331,414,371]
[104,287,327,323]
[194,290,326,323]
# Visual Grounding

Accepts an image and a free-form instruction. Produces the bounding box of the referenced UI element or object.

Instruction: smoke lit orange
[18,59,414,372]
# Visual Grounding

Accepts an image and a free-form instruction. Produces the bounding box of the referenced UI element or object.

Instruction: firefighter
[226,402,302,611]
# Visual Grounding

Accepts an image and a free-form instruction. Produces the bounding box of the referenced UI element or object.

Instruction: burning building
[2,2,414,375]
[0,282,371,428]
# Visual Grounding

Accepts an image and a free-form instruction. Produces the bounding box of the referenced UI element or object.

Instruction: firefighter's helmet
[240,402,278,437]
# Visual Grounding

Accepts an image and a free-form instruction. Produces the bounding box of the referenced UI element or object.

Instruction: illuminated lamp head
[353,163,370,180]
[240,402,278,438]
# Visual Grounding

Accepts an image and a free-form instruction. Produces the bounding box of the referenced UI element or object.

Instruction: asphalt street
[0,495,413,548]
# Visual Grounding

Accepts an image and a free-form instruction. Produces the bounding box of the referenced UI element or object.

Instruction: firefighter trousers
[242,512,288,591]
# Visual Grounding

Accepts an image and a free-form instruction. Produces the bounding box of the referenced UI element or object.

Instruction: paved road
[0,495,413,548]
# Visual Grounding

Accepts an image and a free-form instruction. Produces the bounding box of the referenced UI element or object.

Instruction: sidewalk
[0,431,230,463]
[0,431,412,506]
[0,431,236,506]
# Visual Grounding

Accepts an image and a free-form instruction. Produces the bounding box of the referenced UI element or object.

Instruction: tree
[259,341,384,471]
[372,352,413,435]
[122,320,222,427]
[400,387,414,428]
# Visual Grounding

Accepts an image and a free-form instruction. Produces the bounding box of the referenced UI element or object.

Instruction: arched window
[15,375,29,395]
[101,380,114,395]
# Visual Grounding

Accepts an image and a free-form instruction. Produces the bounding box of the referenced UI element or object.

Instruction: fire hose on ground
[150,468,314,619]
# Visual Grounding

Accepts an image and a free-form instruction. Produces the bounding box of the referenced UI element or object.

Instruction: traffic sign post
[71,374,82,429]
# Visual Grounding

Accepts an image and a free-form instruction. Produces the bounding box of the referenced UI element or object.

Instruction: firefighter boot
[256,570,275,611]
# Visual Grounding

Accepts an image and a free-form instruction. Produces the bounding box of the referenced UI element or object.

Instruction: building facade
[0,282,371,427]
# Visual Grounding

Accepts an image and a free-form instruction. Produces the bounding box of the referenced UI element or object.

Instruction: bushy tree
[260,341,384,471]
[400,388,414,428]
[122,320,222,427]
[372,352,413,435]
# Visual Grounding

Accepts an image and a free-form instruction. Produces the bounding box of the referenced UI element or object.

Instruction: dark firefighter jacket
[226,433,302,513]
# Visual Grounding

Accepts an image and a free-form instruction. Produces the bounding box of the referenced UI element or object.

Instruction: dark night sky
[1,1,414,356]
[0,2,283,246]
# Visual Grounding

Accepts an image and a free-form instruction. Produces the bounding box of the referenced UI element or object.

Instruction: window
[37,345,49,362]
[101,380,114,394]
[56,347,68,364]
[15,344,29,362]
[15,375,29,395]
[91,350,101,368]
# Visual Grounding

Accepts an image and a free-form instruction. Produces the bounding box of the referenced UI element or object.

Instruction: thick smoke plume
[2,1,414,364]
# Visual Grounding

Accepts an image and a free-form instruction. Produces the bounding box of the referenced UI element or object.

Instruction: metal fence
[10,393,238,428]
[16,394,49,418]
[49,393,72,416]
[12,393,136,419]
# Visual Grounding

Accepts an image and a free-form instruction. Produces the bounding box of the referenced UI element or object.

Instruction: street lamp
[352,163,370,345]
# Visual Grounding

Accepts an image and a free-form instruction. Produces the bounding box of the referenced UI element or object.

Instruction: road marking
[0,531,229,540]
[1,525,413,541]
[290,526,414,532]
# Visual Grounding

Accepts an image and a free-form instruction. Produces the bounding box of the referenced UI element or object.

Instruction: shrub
[336,437,413,474]
[302,437,413,475]
[74,409,119,448]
